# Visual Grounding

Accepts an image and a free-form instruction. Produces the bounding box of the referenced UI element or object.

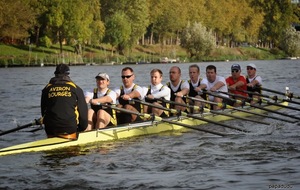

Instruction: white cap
[247,63,257,69]
[95,73,110,81]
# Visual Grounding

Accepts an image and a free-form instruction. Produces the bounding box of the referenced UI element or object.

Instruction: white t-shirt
[201,76,229,101]
[168,80,190,92]
[247,75,262,85]
[114,83,144,100]
[85,88,117,104]
[190,77,202,88]
[143,83,171,100]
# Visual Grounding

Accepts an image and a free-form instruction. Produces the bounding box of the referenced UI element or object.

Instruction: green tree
[101,0,149,53]
[28,0,49,47]
[292,3,300,30]
[251,0,295,48]
[45,0,104,53]
[0,0,35,43]
[125,0,149,47]
[88,0,105,46]
[180,22,216,59]
[149,0,188,45]
[103,11,131,55]
[280,27,300,57]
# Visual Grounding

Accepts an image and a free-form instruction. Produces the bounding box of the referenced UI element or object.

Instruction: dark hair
[54,64,70,75]
[189,64,200,72]
[150,68,163,76]
[206,65,216,73]
[122,67,134,73]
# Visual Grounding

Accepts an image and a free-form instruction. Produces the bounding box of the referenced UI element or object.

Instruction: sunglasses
[231,70,239,73]
[247,67,255,70]
[121,74,133,79]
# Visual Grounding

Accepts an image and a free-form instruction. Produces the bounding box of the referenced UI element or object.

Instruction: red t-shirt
[226,76,248,97]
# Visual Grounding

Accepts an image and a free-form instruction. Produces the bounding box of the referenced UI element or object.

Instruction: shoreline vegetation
[1,1,299,69]
[0,43,296,68]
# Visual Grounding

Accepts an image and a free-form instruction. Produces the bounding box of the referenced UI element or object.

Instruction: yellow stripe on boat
[0,102,288,156]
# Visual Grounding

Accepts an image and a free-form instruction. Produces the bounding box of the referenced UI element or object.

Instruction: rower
[187,64,207,113]
[114,67,144,124]
[84,73,117,130]
[226,64,248,107]
[246,63,262,104]
[166,66,189,112]
[143,68,171,117]
[194,65,229,110]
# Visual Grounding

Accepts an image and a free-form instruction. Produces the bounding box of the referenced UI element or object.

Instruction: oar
[150,97,270,125]
[258,98,300,111]
[205,91,300,121]
[132,99,249,132]
[184,96,296,123]
[237,88,300,105]
[219,90,300,112]
[238,89,300,106]
[0,118,42,136]
[258,87,300,99]
[103,104,227,136]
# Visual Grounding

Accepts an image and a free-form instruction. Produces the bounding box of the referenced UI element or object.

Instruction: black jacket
[41,75,88,136]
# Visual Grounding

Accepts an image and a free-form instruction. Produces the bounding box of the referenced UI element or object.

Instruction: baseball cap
[95,72,110,81]
[54,64,70,75]
[231,64,241,71]
[247,63,257,69]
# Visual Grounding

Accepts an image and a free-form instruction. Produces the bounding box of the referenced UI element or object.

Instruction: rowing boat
[0,101,289,156]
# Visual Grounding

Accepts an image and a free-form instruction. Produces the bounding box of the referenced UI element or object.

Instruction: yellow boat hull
[0,102,288,156]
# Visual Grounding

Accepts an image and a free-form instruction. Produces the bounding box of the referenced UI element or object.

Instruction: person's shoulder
[108,88,117,94]
[181,79,189,84]
[225,76,231,81]
[201,77,208,82]
[224,75,231,79]
[107,89,117,98]
[239,75,247,80]
[161,83,169,87]
[161,84,170,90]
[73,83,83,90]
[133,84,143,91]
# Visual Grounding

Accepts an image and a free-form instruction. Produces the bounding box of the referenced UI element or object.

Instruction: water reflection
[38,141,124,168]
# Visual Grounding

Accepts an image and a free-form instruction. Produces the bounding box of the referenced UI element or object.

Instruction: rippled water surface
[0,60,300,190]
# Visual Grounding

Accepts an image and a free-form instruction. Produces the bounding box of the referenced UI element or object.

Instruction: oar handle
[102,103,152,119]
[203,91,247,108]
[137,98,249,132]
[148,97,203,112]
[184,96,218,106]
[137,98,179,114]
[149,97,268,124]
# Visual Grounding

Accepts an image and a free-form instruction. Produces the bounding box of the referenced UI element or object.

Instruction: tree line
[0,0,299,57]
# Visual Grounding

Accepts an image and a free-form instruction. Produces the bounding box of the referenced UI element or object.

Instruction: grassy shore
[0,43,286,67]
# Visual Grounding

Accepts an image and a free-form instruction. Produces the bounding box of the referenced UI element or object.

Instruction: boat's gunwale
[0,101,289,156]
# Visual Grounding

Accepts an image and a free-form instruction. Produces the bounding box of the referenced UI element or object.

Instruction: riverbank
[0,43,289,67]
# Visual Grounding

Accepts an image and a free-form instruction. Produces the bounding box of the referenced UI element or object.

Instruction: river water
[0,60,299,190]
